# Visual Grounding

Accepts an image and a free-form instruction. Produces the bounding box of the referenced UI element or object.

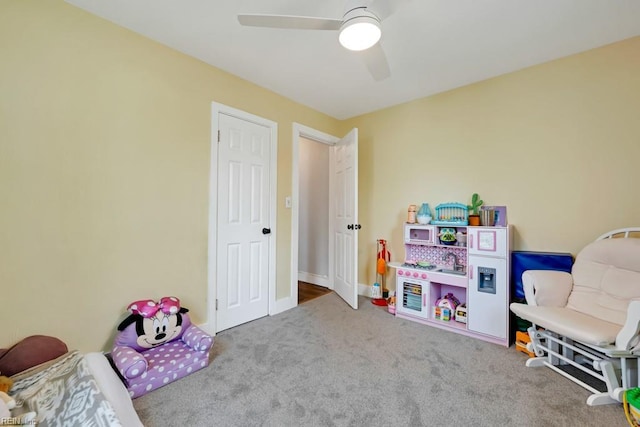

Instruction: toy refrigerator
[467,226,511,345]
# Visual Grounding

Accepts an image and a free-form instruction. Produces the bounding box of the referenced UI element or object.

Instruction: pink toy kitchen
[388,202,512,347]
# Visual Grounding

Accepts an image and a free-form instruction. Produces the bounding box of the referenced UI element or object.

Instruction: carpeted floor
[133,293,628,426]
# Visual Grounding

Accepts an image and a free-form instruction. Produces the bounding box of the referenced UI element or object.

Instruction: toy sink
[435,267,466,276]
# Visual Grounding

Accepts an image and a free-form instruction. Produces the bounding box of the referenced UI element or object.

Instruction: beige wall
[2,1,639,353]
[0,1,340,352]
[343,37,640,287]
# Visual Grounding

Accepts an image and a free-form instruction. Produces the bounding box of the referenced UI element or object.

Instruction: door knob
[347,224,354,230]
[262,228,271,235]
[355,224,361,230]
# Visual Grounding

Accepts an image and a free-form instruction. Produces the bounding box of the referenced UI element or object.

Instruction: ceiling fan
[237,0,409,81]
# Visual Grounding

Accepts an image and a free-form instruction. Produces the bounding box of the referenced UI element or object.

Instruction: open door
[332,128,358,309]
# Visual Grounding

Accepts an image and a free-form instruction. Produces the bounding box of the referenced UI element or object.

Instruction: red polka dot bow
[127,296,181,318]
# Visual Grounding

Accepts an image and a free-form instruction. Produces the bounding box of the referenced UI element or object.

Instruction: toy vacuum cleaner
[372,239,390,307]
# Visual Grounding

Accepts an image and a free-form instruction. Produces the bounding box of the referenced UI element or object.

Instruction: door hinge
[215,299,218,310]
[217,130,220,142]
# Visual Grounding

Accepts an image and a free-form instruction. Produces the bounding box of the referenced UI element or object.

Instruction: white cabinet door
[468,227,508,257]
[396,273,430,320]
[467,256,508,339]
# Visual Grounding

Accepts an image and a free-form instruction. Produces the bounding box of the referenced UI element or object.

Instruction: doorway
[297,136,331,304]
[291,124,359,309]
[298,136,331,289]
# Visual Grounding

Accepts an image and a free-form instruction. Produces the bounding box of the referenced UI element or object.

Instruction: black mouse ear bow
[117,314,140,331]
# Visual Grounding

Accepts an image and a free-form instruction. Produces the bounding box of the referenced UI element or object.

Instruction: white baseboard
[359,283,395,298]
[298,271,330,288]
[272,295,296,315]
[359,283,373,297]
[199,295,296,335]
[197,322,214,336]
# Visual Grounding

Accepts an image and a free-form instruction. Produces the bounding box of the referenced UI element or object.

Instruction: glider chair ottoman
[111,296,214,398]
[510,228,640,406]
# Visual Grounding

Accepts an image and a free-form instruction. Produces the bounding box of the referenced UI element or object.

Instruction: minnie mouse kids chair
[111,296,213,398]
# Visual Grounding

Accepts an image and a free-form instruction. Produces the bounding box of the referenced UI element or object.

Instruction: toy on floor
[0,378,37,426]
[624,388,640,426]
[372,239,391,306]
[111,296,214,398]
[387,293,396,314]
[515,331,535,357]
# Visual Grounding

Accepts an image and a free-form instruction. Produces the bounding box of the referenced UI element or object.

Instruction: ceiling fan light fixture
[339,15,381,51]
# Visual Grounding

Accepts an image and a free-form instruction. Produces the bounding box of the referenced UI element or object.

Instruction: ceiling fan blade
[238,14,342,31]
[359,43,391,81]
[368,0,411,21]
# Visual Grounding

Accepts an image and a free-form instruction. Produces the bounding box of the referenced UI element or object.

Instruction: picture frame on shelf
[491,206,507,226]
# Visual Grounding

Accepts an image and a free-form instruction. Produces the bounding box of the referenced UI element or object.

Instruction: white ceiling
[65,0,640,120]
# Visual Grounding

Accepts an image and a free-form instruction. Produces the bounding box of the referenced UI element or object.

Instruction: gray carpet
[133,293,628,426]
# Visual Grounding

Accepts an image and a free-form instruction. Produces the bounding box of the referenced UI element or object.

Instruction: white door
[216,113,271,331]
[332,128,359,309]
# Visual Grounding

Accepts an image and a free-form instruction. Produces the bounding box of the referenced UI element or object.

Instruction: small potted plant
[467,193,483,226]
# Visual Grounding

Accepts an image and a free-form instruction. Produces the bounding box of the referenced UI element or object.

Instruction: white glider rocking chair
[510,228,640,406]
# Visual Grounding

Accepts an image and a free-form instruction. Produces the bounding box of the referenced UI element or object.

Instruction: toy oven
[396,271,429,320]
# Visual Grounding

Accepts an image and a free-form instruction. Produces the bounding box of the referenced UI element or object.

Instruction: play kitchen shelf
[389,222,512,347]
